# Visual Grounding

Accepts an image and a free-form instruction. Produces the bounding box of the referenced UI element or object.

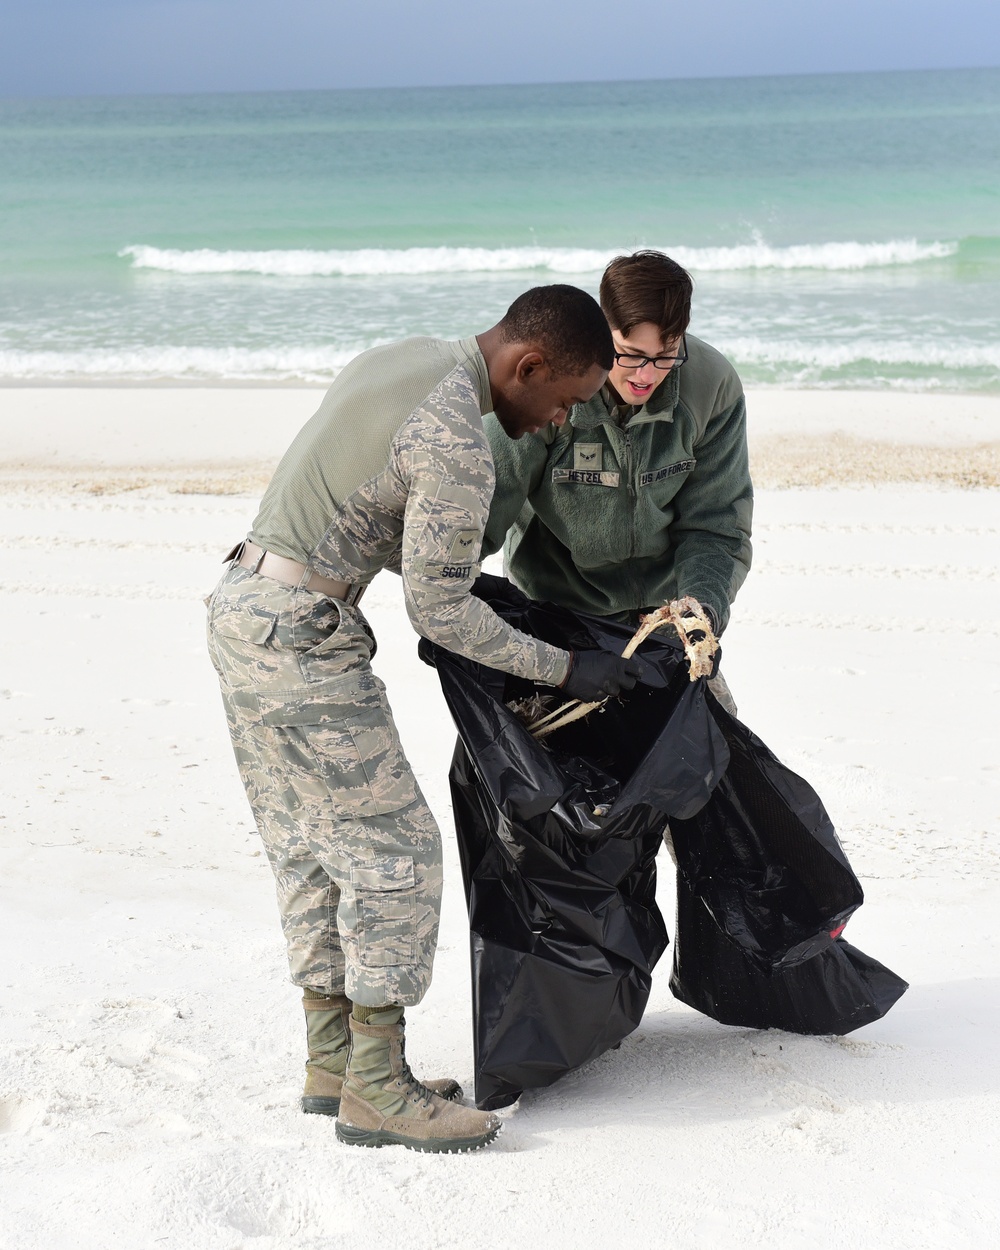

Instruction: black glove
[697,602,721,636]
[561,649,643,702]
[470,572,532,612]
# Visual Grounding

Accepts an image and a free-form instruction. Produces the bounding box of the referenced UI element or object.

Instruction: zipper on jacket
[623,428,643,605]
[623,429,636,550]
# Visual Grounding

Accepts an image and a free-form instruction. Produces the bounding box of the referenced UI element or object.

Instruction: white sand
[1,389,999,1249]
[4,387,999,493]
[0,387,316,467]
[4,386,999,465]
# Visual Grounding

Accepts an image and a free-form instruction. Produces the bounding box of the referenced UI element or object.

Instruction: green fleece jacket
[482,333,753,632]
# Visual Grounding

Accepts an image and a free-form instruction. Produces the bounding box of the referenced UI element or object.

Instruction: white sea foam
[719,337,1000,370]
[120,238,958,278]
[2,334,995,383]
[0,345,365,383]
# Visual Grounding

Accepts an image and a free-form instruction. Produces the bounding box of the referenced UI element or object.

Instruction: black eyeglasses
[613,337,688,371]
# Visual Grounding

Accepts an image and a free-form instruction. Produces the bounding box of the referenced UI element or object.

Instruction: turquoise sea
[1,67,998,390]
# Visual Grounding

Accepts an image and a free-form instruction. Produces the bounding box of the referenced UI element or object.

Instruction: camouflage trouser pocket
[206,567,372,690]
[297,602,377,682]
[257,669,419,819]
[351,857,417,968]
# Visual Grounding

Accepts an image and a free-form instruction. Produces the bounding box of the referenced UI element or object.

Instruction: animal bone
[528,597,719,739]
[658,596,719,680]
[507,692,556,726]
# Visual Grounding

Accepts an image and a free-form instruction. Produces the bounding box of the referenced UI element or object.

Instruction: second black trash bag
[667,704,909,1033]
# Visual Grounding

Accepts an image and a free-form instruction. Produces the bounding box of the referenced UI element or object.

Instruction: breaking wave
[0,345,366,382]
[120,238,958,278]
[721,338,1000,370]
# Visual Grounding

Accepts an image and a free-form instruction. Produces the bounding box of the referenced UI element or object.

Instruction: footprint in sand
[0,1097,46,1134]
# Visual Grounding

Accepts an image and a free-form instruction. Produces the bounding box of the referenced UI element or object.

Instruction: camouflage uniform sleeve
[394,374,570,687]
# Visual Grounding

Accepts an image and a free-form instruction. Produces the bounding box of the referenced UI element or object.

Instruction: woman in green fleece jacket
[482,250,752,712]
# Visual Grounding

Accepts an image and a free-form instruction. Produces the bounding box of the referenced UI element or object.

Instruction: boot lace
[397,1036,435,1108]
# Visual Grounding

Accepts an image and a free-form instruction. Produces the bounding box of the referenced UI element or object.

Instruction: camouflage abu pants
[206,565,442,1006]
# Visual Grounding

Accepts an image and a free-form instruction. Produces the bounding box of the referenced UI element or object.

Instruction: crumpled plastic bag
[421,577,907,1109]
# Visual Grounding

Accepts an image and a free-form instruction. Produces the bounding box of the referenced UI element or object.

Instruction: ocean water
[1,68,998,390]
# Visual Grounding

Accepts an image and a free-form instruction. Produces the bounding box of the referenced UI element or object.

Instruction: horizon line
[2,62,998,106]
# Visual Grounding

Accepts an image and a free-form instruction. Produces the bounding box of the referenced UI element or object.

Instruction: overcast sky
[2,0,999,98]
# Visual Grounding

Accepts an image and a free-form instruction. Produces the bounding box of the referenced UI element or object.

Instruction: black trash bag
[421,585,730,1110]
[667,702,909,1033]
[423,578,907,1108]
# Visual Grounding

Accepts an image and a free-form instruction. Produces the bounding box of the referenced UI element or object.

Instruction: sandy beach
[3,387,1000,493]
[2,386,999,1249]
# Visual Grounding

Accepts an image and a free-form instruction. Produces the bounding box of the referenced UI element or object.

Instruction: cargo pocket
[213,611,277,646]
[207,602,280,687]
[258,670,419,818]
[297,601,377,683]
[352,856,417,967]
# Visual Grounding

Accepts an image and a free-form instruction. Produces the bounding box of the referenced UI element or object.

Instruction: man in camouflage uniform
[207,285,641,1153]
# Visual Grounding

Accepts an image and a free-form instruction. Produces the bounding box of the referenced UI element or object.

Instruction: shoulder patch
[447,529,480,561]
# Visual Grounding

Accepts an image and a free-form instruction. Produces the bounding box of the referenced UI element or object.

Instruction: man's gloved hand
[560,649,643,702]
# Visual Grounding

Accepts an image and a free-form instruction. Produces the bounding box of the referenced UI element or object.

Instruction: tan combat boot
[335,1006,501,1152]
[301,991,462,1116]
[301,990,352,1116]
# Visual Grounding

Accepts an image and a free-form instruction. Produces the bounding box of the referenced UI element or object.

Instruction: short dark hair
[600,251,693,341]
[498,284,613,375]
